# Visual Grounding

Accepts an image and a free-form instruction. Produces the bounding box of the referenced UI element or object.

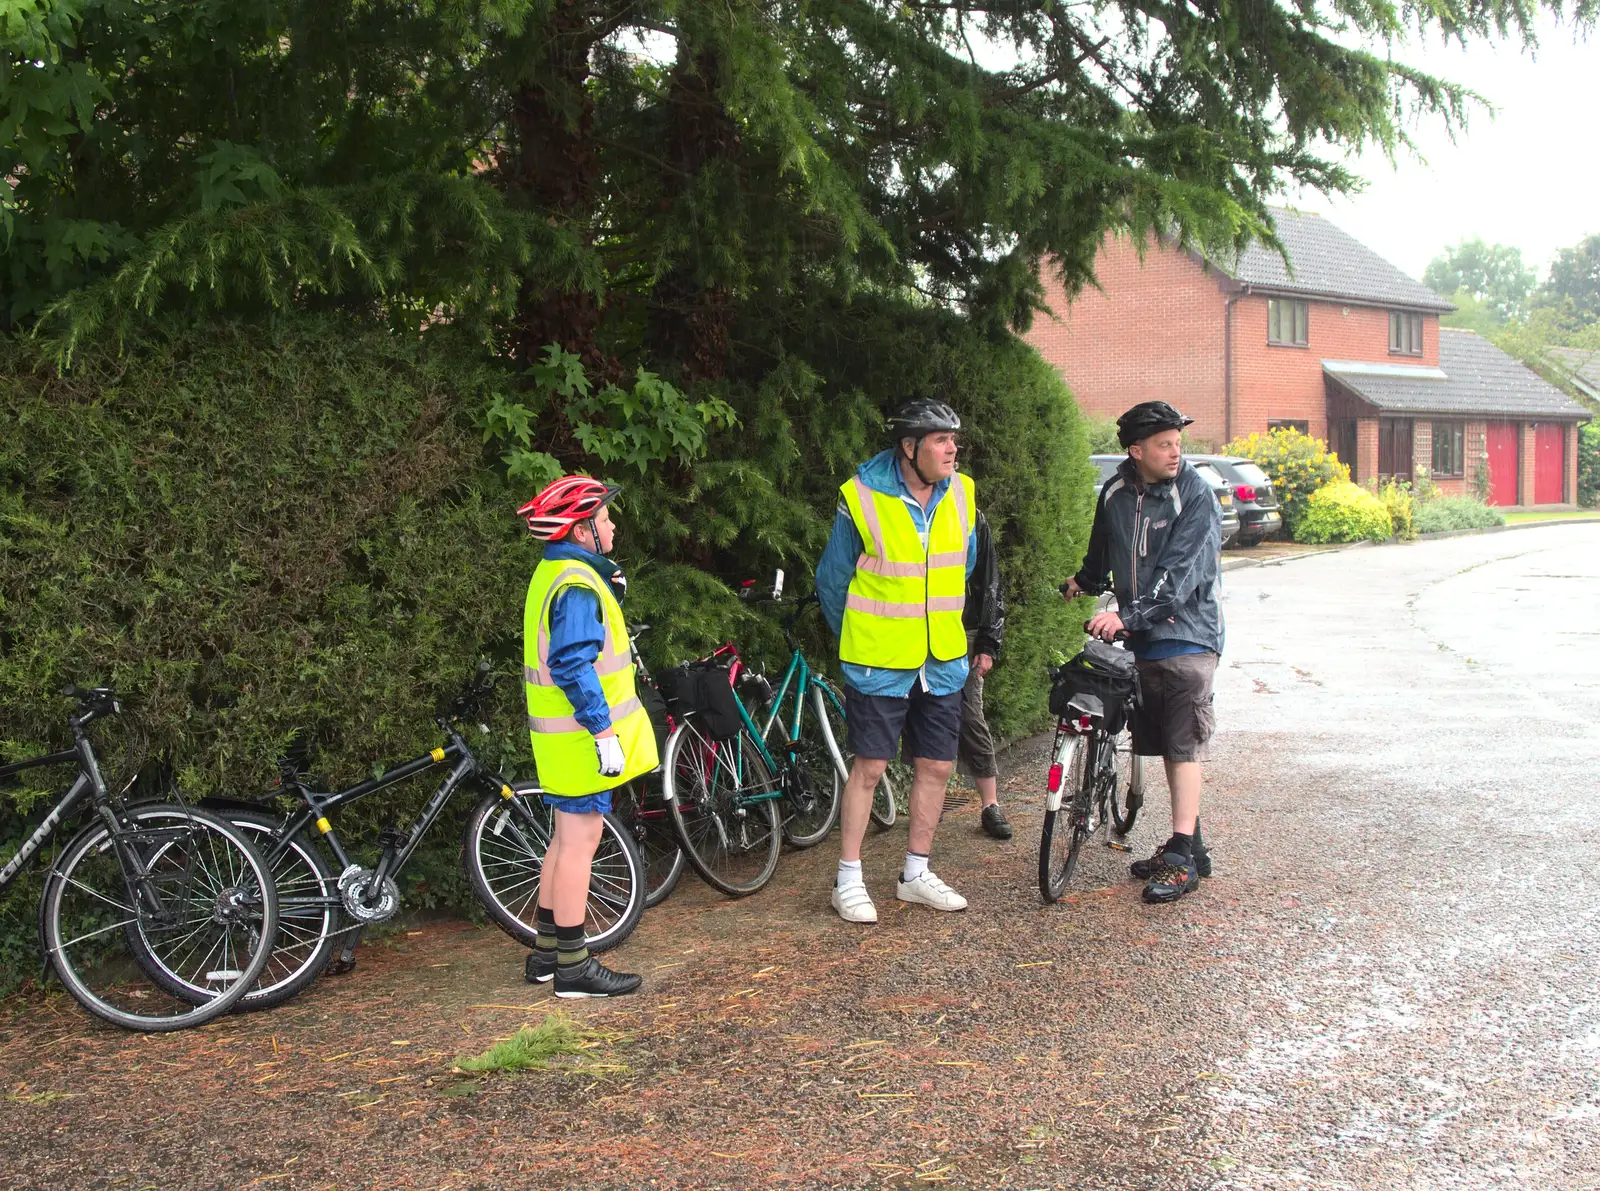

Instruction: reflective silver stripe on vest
[533,566,630,676]
[524,649,632,688]
[856,553,926,578]
[851,476,887,558]
[926,549,966,568]
[527,695,646,736]
[843,594,925,619]
[926,595,965,612]
[947,473,971,541]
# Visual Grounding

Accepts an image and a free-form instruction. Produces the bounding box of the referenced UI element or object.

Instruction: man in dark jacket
[959,510,1010,839]
[1062,401,1223,904]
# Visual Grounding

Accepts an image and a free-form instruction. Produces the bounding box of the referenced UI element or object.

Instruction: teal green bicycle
[659,576,896,897]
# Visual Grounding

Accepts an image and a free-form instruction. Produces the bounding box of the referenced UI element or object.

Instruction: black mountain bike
[1038,637,1146,903]
[0,686,279,1031]
[202,665,645,1011]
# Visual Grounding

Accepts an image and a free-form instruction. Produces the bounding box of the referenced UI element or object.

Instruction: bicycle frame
[0,713,123,890]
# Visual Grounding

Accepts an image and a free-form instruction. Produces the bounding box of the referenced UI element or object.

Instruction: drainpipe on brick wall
[1224,284,1247,445]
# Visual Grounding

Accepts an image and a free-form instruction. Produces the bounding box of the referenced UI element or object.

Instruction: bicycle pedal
[1105,840,1132,853]
[375,828,409,851]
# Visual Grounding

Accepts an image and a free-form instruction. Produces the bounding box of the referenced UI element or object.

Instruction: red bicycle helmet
[517,475,620,541]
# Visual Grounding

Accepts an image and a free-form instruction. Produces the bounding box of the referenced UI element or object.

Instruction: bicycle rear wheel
[613,780,686,908]
[1039,736,1094,904]
[463,787,644,954]
[39,804,280,1032]
[226,808,342,1010]
[663,717,782,897]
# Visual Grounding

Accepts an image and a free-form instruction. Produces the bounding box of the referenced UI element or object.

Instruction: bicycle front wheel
[40,804,280,1032]
[771,682,846,849]
[613,780,686,908]
[1039,736,1094,904]
[463,787,645,954]
[663,717,782,897]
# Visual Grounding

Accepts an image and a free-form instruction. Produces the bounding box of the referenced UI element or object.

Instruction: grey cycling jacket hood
[1072,458,1225,655]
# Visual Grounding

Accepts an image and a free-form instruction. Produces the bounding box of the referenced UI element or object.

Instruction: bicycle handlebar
[1081,619,1131,643]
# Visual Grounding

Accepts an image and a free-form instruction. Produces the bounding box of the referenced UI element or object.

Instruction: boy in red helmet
[518,475,657,996]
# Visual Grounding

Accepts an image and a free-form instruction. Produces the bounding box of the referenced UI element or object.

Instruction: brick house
[1025,209,1591,507]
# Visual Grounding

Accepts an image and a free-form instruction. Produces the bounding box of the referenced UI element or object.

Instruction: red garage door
[1534,423,1566,505]
[1485,421,1519,507]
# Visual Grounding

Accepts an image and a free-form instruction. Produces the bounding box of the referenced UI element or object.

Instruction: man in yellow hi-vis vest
[516,475,658,997]
[816,400,978,923]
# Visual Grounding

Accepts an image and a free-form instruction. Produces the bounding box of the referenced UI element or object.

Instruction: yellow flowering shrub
[1220,427,1351,532]
[1293,482,1394,544]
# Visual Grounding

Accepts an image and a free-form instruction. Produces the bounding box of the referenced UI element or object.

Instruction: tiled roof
[1323,329,1592,419]
[1546,345,1600,400]
[1211,208,1455,312]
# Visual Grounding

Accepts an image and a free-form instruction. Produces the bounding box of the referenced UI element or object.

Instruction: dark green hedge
[1,306,1093,980]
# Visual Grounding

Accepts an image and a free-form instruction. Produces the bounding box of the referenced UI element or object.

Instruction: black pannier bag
[656,661,744,741]
[1048,639,1141,732]
[636,678,671,759]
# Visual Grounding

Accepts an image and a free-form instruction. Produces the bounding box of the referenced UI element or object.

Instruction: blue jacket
[816,449,978,697]
[541,541,626,735]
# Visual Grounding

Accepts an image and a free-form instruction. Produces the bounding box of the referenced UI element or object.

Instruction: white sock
[836,859,864,888]
[902,852,929,882]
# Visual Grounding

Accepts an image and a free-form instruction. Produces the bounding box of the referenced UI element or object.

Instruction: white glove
[595,733,625,777]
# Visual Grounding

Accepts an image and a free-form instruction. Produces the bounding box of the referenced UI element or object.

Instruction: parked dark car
[1184,455,1282,544]
[1089,455,1240,548]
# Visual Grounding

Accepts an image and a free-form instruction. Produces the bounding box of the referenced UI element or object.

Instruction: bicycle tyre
[1039,737,1093,904]
[870,767,899,829]
[1109,737,1143,836]
[613,781,687,908]
[462,788,645,954]
[663,717,782,897]
[39,804,280,1032]
[770,683,845,849]
[226,809,342,1011]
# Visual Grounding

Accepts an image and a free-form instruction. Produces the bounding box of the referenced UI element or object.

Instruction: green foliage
[1292,482,1393,544]
[1439,289,1509,335]
[1580,422,1600,509]
[453,1016,601,1075]
[1414,496,1505,534]
[484,346,736,483]
[1423,238,1534,323]
[1376,479,1416,542]
[1535,233,1600,330]
[1085,417,1122,455]
[1221,427,1350,531]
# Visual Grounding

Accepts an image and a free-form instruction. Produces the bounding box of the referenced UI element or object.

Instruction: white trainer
[896,870,968,912]
[831,881,878,924]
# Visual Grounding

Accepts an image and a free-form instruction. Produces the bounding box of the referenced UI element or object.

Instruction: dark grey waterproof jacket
[1071,458,1225,655]
[963,510,1005,659]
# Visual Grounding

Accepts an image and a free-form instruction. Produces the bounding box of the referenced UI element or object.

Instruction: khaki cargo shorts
[1130,652,1219,762]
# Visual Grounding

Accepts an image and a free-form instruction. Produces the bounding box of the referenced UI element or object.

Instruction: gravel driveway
[2,524,1596,1191]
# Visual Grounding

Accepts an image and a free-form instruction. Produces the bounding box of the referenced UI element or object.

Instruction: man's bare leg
[838,755,889,864]
[1165,758,1201,836]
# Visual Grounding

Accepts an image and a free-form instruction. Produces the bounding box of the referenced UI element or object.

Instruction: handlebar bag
[657,662,745,741]
[1049,639,1141,732]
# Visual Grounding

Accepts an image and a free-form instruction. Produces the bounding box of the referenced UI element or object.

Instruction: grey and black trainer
[1131,839,1211,880]
[1142,852,1202,904]
[980,804,1013,840]
[555,956,643,999]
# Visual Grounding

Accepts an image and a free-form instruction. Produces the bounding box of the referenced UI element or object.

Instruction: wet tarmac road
[1,525,1597,1191]
[1192,524,1600,1189]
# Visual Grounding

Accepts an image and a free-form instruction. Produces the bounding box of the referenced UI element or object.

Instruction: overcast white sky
[1288,15,1598,283]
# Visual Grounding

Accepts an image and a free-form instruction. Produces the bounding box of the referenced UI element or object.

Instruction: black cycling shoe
[1142,852,1201,903]
[1130,840,1211,880]
[980,804,1013,840]
[554,957,642,999]
[525,949,557,984]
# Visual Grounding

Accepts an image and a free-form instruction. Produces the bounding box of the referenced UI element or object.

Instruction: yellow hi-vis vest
[523,558,659,797]
[839,470,974,669]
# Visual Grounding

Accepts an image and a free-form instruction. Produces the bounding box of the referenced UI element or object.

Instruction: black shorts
[844,683,964,763]
[1130,652,1219,762]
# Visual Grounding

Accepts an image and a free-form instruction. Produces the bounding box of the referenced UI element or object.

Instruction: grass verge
[453,1013,629,1078]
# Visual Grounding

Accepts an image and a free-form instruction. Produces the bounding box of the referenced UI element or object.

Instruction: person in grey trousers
[958,509,1010,839]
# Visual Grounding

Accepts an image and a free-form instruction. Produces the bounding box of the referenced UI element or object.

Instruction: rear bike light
[1234,484,1257,503]
[1047,762,1063,793]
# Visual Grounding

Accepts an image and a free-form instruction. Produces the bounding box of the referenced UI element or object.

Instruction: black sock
[534,906,558,952]
[1166,832,1194,858]
[555,921,589,967]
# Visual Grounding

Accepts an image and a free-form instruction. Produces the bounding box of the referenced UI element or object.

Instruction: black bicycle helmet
[1116,400,1194,447]
[885,399,962,443]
